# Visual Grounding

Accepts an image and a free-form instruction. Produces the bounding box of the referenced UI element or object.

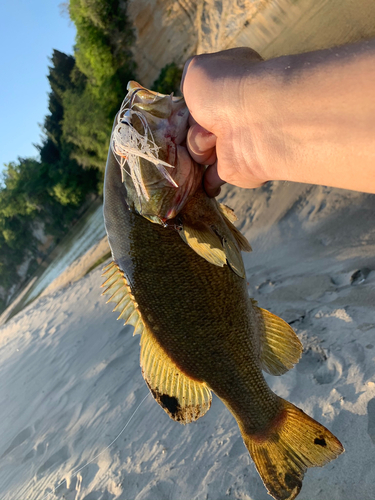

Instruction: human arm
[181,42,375,196]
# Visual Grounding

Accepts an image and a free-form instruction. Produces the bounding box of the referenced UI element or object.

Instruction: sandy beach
[1,180,375,500]
[2,0,375,497]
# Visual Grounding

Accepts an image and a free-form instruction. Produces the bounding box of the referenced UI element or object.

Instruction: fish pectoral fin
[240,399,343,500]
[218,203,252,253]
[140,328,212,424]
[256,306,303,375]
[101,261,144,335]
[181,221,227,267]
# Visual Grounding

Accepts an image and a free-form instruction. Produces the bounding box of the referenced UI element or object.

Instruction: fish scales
[103,82,343,500]
[105,149,280,431]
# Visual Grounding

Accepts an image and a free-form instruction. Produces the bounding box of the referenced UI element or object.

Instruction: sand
[40,236,110,298]
[1,181,375,500]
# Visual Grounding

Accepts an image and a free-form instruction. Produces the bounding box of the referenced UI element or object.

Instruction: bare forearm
[244,40,375,192]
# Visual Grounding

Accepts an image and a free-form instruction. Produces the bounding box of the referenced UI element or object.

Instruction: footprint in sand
[36,441,46,456]
[227,436,246,459]
[105,353,129,371]
[1,426,33,458]
[256,280,276,294]
[22,449,35,462]
[350,268,371,286]
[22,440,46,463]
[297,346,343,385]
[50,475,78,499]
[37,445,70,475]
[313,355,342,385]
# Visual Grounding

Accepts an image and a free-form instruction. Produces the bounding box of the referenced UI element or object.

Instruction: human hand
[181,48,269,197]
[182,42,375,197]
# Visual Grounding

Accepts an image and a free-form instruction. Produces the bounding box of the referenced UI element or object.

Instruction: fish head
[111,81,203,224]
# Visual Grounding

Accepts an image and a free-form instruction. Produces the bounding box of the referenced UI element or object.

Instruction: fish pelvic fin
[140,327,212,424]
[255,305,303,375]
[240,399,344,500]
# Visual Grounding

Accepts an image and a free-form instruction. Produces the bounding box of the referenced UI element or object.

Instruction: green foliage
[0,159,39,290]
[52,183,79,206]
[62,86,110,169]
[0,49,100,301]
[152,63,183,95]
[0,0,136,309]
[74,23,116,89]
[65,0,136,171]
[69,0,135,77]
[42,50,76,155]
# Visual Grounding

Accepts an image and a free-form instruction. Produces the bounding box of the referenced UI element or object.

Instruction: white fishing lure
[111,85,178,201]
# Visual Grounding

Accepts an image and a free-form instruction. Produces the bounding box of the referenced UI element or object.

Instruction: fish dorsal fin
[102,261,212,423]
[255,305,303,375]
[101,261,144,335]
[181,221,227,267]
[140,327,212,424]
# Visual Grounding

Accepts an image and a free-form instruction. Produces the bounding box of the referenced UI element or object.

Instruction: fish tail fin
[240,399,344,500]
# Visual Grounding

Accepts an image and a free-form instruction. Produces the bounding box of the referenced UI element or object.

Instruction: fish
[102,82,344,500]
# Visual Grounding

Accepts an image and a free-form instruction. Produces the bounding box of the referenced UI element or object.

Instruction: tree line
[0,0,182,312]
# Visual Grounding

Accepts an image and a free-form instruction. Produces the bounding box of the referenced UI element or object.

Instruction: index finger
[180,57,194,95]
[187,124,217,165]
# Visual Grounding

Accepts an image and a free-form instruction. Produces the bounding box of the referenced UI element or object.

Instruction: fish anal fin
[140,328,212,424]
[256,307,302,375]
[240,399,343,500]
[182,221,226,267]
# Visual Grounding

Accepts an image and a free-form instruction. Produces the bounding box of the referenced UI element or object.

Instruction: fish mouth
[110,81,202,223]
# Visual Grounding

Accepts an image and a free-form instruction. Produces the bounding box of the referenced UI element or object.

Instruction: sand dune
[1,181,375,500]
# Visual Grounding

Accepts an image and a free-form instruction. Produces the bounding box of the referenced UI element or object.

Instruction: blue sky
[0,1,76,174]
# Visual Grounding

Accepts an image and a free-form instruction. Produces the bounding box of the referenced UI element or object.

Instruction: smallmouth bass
[102,82,343,500]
